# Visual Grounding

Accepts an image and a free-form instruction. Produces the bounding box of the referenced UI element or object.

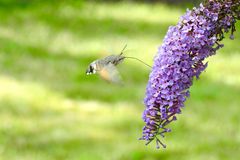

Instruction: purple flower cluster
[141,0,240,148]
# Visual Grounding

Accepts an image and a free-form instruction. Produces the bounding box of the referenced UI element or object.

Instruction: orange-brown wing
[98,63,122,84]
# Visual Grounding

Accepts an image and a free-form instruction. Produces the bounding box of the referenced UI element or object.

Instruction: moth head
[86,63,97,75]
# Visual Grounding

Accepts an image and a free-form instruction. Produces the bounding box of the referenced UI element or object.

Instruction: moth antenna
[124,56,152,68]
[119,44,128,56]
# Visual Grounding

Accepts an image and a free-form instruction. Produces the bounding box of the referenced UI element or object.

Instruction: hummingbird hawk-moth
[86,45,151,84]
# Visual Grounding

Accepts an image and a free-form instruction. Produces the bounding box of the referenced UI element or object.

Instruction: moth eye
[90,65,93,72]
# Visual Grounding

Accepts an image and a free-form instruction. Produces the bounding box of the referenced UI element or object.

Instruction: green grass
[0,1,240,160]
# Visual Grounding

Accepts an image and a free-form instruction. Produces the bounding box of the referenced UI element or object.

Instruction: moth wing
[98,63,122,84]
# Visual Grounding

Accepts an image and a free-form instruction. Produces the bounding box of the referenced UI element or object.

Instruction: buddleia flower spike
[140,0,240,148]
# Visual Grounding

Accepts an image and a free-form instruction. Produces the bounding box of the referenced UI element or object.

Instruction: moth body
[85,44,150,84]
[86,54,125,83]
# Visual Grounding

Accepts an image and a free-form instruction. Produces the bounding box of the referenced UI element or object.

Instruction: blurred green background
[0,0,240,160]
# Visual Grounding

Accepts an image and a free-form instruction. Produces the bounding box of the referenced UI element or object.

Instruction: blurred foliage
[0,0,240,160]
[0,0,202,8]
[91,0,202,7]
[92,0,201,3]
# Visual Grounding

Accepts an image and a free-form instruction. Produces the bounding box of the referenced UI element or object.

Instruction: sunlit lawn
[0,1,240,160]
